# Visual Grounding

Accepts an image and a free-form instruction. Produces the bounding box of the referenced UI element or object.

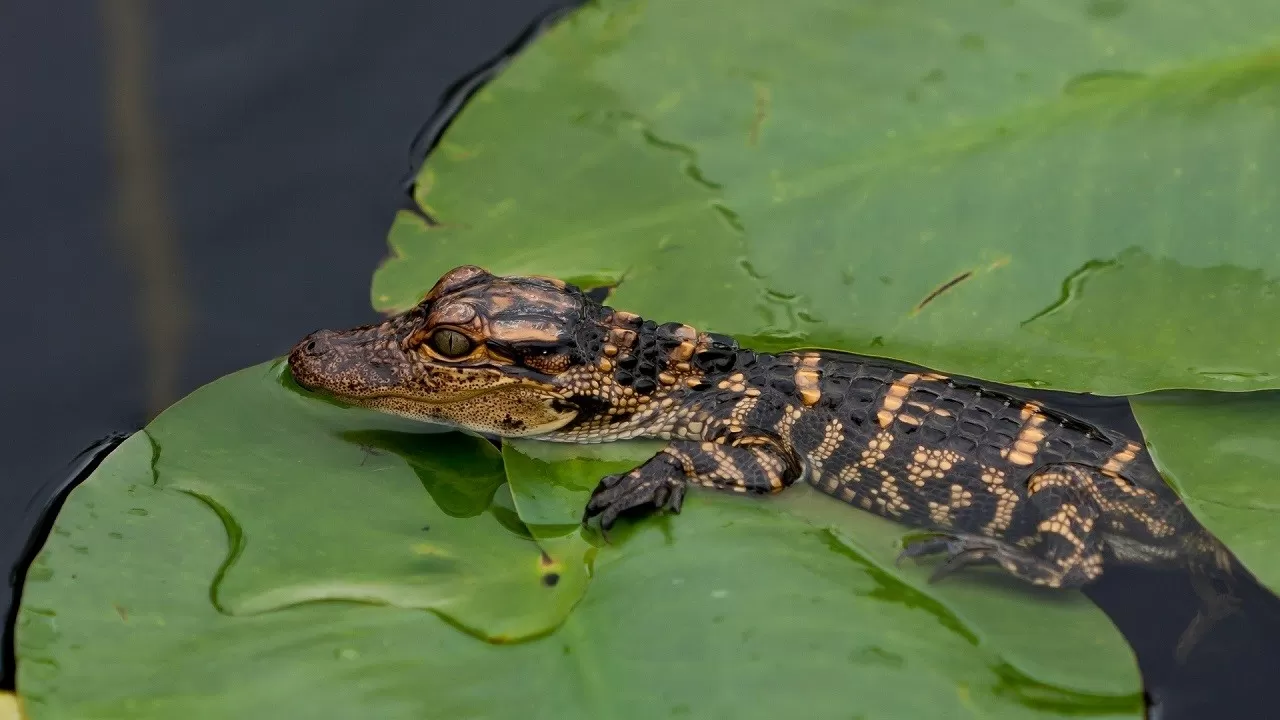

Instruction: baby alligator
[289,265,1228,590]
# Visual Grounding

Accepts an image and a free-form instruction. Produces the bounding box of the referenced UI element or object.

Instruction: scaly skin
[289,265,1230,589]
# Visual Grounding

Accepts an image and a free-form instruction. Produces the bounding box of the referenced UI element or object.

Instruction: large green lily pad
[375,0,1280,394]
[1132,391,1280,594]
[22,0,1280,715]
[15,362,1141,718]
[503,440,1141,704]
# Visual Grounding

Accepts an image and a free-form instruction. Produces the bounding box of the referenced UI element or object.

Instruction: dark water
[0,0,571,686]
[4,1,1279,717]
[1014,390,1280,719]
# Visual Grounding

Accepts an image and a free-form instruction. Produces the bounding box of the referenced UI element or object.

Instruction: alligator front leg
[583,437,800,531]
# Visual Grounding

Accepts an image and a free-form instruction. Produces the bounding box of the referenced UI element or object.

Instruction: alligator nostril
[297,332,334,358]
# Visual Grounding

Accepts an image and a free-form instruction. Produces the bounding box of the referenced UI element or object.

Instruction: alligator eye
[430,329,473,358]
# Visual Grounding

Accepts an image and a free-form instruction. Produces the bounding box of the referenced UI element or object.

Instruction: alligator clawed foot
[896,533,1004,583]
[582,470,686,534]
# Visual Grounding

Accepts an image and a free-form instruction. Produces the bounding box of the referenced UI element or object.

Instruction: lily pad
[375,0,1280,394]
[15,363,588,717]
[505,440,1141,707]
[520,491,1140,719]
[16,362,1141,718]
[152,364,586,633]
[1132,391,1280,594]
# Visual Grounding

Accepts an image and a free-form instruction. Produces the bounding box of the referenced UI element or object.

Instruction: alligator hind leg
[583,437,799,531]
[898,464,1106,589]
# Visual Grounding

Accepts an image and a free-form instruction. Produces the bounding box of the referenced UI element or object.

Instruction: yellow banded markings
[806,418,845,477]
[1003,407,1047,466]
[1035,503,1103,585]
[726,395,759,435]
[874,472,911,516]
[929,483,974,526]
[877,373,921,427]
[794,354,823,406]
[774,405,804,449]
[906,446,963,488]
[979,465,1019,534]
[1102,441,1142,476]
[859,431,894,469]
[699,441,747,491]
[716,372,749,393]
[748,446,790,491]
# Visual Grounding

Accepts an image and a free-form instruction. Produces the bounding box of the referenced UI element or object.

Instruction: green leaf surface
[1132,391,1280,594]
[16,363,588,718]
[375,0,1280,394]
[151,365,585,633]
[26,0,1280,714]
[16,363,1141,718]
[504,440,1140,707]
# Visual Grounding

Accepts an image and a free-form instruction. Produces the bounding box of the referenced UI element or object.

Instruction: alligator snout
[288,329,342,390]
